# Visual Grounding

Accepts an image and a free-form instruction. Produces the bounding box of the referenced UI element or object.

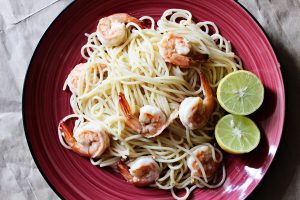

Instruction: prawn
[67,63,106,95]
[158,33,208,68]
[59,121,110,158]
[97,13,145,47]
[67,63,85,94]
[117,156,160,187]
[187,145,221,179]
[119,93,177,138]
[179,72,215,130]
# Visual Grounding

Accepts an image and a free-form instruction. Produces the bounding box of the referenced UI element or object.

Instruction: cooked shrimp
[187,145,221,179]
[67,63,86,94]
[96,13,145,47]
[179,73,215,129]
[67,63,106,95]
[117,156,160,187]
[59,121,110,158]
[119,93,177,138]
[158,33,208,68]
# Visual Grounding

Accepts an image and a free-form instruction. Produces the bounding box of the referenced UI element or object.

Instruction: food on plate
[217,70,264,115]
[59,121,110,158]
[119,92,178,138]
[179,72,215,130]
[97,13,145,47]
[158,33,208,67]
[215,114,261,154]
[58,9,263,199]
[187,144,222,179]
[117,156,160,187]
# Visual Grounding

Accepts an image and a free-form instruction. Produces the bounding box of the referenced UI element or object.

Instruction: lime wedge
[217,70,264,115]
[215,114,260,154]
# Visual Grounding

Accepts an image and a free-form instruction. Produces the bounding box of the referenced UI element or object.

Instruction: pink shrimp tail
[119,93,143,133]
[124,13,146,29]
[199,72,216,118]
[59,120,91,157]
[117,160,134,183]
[59,120,76,146]
[111,13,146,29]
[200,73,213,98]
[119,93,132,118]
[117,160,152,187]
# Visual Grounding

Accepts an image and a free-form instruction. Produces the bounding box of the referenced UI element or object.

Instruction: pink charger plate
[22,0,285,199]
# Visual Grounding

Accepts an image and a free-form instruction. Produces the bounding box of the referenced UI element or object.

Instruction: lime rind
[217,70,264,116]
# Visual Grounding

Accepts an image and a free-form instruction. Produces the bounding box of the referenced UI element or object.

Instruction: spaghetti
[58,9,242,199]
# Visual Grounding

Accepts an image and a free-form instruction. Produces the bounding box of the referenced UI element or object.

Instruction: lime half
[217,70,264,115]
[215,114,260,154]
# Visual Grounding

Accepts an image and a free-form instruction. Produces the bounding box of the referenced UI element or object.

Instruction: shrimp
[67,63,86,94]
[66,63,106,95]
[117,156,160,187]
[187,145,221,179]
[158,34,208,68]
[59,121,110,158]
[119,93,178,138]
[179,72,215,129]
[96,13,145,47]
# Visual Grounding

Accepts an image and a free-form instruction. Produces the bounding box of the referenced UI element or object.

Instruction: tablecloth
[0,0,299,199]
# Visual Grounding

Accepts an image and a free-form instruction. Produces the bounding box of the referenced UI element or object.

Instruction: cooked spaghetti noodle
[58,9,242,199]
